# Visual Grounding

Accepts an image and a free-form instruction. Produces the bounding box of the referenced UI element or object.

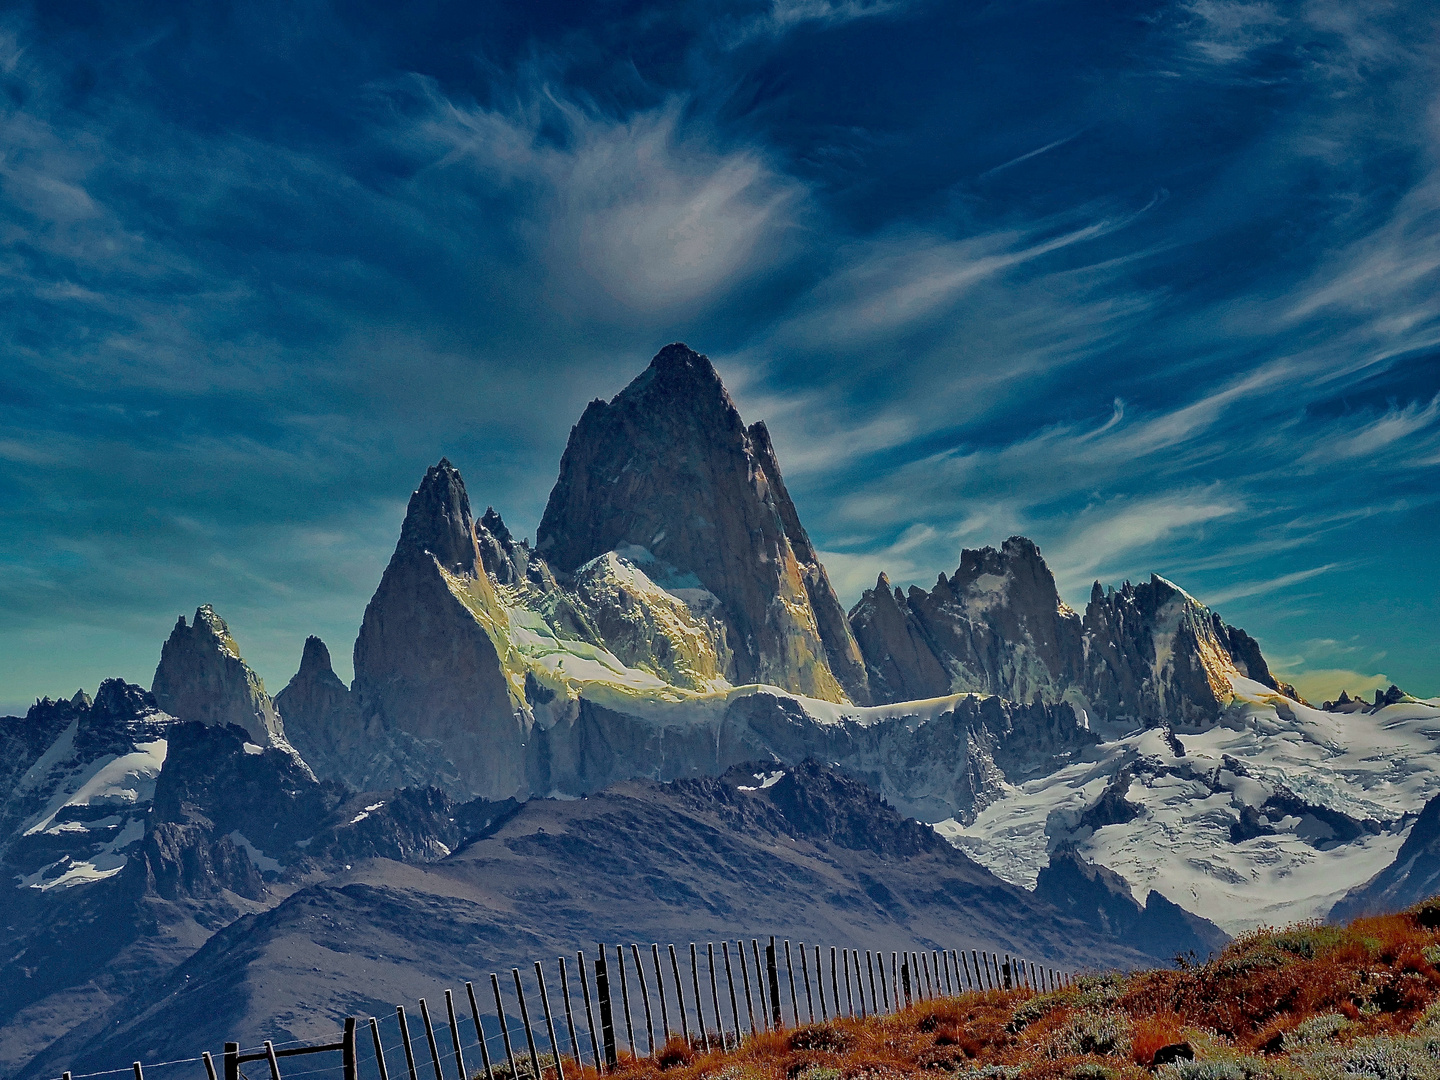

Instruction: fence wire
[49,939,1075,1080]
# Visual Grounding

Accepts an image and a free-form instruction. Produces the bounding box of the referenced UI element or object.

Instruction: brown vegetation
[559,899,1440,1080]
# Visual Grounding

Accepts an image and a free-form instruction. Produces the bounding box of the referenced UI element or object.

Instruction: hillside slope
[26,762,1149,1079]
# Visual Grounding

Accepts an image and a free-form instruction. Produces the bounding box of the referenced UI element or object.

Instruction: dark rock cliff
[536,343,869,703]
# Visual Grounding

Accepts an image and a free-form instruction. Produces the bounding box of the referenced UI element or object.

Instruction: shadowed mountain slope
[29,762,1148,1078]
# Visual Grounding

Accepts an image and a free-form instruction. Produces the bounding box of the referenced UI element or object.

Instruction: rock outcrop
[851,538,1294,725]
[351,459,527,799]
[851,537,1084,706]
[1034,848,1230,961]
[536,343,870,703]
[1081,575,1293,725]
[1330,793,1440,922]
[274,636,354,779]
[151,606,286,746]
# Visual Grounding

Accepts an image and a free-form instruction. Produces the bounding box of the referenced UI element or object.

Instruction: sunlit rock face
[850,538,1294,725]
[151,605,286,746]
[536,342,870,704]
[351,458,528,799]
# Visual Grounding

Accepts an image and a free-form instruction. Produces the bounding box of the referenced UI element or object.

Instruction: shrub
[1130,1011,1187,1066]
[789,1025,853,1054]
[1036,1011,1131,1060]
[1155,1060,1252,1080]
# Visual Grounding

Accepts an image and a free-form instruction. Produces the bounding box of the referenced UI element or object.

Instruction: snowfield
[937,678,1440,934]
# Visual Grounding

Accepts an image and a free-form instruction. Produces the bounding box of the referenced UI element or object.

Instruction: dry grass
[542,899,1440,1080]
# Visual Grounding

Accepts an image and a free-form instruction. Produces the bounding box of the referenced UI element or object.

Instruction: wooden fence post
[689,943,709,1051]
[750,941,768,1032]
[668,944,690,1044]
[814,946,827,1022]
[490,974,521,1080]
[444,992,466,1080]
[225,1041,240,1080]
[557,961,580,1067]
[343,1017,358,1080]
[799,942,814,1023]
[203,1053,218,1080]
[397,1005,420,1080]
[875,951,889,1013]
[536,961,566,1080]
[419,998,445,1080]
[921,953,933,1000]
[738,941,758,1036]
[707,944,725,1049]
[576,952,601,1072]
[866,951,878,1016]
[371,1016,392,1080]
[782,941,798,1029]
[595,951,617,1069]
[134,1062,146,1080]
[890,952,900,1012]
[650,945,671,1043]
[765,938,782,1030]
[512,969,543,1080]
[465,983,496,1080]
[616,946,636,1058]
[264,1041,281,1080]
[721,942,741,1043]
[829,948,840,1020]
[631,945,656,1055]
[853,952,866,1018]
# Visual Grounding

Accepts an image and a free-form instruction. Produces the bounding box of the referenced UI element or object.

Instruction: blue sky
[2,0,1437,711]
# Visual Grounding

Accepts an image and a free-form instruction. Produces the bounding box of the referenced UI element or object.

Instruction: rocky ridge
[1033,848,1231,961]
[850,536,1297,725]
[304,449,1098,818]
[152,606,288,747]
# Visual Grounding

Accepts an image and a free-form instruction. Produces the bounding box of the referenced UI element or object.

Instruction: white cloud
[1046,492,1242,589]
[1202,563,1340,607]
[1305,394,1440,463]
[1180,1,1287,65]
[412,89,804,317]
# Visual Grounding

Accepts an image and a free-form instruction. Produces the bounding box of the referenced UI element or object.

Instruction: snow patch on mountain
[938,676,1440,934]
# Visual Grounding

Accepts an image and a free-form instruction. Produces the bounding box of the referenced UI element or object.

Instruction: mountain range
[4,343,1436,1078]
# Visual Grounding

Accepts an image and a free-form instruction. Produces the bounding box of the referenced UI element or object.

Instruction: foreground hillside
[19,762,1150,1079]
[595,900,1440,1080]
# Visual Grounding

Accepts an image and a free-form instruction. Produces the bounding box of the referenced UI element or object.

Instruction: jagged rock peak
[480,506,513,546]
[616,340,732,411]
[535,342,869,704]
[152,606,286,747]
[398,458,480,575]
[296,635,335,680]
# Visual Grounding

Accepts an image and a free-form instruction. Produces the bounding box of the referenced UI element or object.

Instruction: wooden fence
[56,939,1076,1080]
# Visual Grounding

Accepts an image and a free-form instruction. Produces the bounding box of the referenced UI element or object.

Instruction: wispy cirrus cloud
[1,0,1438,705]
